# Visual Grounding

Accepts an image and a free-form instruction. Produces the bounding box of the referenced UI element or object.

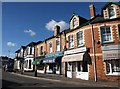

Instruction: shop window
[77,61,82,72]
[77,31,84,47]
[108,6,116,19]
[106,60,120,75]
[68,35,74,48]
[29,60,31,69]
[67,62,72,71]
[82,61,88,72]
[100,26,113,43]
[49,42,52,53]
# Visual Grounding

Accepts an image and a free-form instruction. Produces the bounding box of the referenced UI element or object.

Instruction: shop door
[72,62,76,78]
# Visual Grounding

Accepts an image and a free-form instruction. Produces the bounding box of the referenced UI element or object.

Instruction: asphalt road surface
[2,71,119,89]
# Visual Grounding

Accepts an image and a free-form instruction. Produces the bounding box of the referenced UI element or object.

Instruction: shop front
[43,52,63,75]
[101,45,120,76]
[62,47,92,80]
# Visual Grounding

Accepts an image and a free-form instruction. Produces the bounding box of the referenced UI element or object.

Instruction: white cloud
[45,19,69,31]
[7,42,17,47]
[24,29,36,36]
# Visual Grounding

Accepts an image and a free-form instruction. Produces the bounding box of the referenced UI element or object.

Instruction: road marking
[11,72,61,82]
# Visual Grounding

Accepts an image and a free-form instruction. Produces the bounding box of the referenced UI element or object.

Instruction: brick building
[62,2,120,82]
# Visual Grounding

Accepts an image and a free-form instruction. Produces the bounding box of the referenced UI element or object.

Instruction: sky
[2,2,107,58]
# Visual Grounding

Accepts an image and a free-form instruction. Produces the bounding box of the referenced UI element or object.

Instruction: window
[106,60,120,75]
[32,47,34,54]
[67,62,72,71]
[36,48,38,56]
[49,42,52,53]
[118,24,120,40]
[56,40,60,51]
[100,26,113,43]
[108,6,116,19]
[68,35,74,48]
[40,46,43,55]
[77,61,82,72]
[77,31,84,47]
[73,18,77,28]
[29,60,31,69]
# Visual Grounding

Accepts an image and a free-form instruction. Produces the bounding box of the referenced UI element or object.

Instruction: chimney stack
[89,4,96,19]
[54,25,60,36]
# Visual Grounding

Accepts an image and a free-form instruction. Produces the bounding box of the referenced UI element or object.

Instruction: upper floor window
[56,40,60,52]
[36,48,38,56]
[100,26,113,43]
[118,24,120,40]
[77,31,84,47]
[108,6,116,19]
[73,18,77,28]
[49,42,52,53]
[68,35,74,48]
[40,46,43,55]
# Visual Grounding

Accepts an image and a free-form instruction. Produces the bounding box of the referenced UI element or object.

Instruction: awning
[43,57,62,63]
[62,53,84,62]
[32,59,43,65]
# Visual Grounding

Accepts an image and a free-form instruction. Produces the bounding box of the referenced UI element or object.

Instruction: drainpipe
[90,23,97,82]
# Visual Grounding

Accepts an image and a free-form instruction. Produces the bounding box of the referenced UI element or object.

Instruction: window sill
[77,44,85,48]
[106,73,120,76]
[102,41,114,44]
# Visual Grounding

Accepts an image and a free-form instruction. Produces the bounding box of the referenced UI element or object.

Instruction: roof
[65,14,120,34]
[44,35,55,41]
[102,2,120,10]
[15,49,20,53]
[26,42,36,46]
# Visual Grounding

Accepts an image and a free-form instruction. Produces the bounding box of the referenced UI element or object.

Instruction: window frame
[56,39,60,52]
[108,6,116,19]
[49,42,52,53]
[100,26,113,44]
[77,31,84,47]
[105,60,120,76]
[73,18,77,28]
[68,34,74,49]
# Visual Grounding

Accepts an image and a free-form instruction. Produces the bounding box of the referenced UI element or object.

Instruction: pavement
[12,71,120,88]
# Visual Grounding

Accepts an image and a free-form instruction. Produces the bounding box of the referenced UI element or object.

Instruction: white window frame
[100,26,113,43]
[77,31,84,47]
[108,6,116,19]
[105,60,120,76]
[73,18,77,28]
[49,42,52,53]
[68,35,74,49]
[56,39,60,52]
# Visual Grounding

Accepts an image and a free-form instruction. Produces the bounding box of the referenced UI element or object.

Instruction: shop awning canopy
[32,59,43,65]
[43,56,62,63]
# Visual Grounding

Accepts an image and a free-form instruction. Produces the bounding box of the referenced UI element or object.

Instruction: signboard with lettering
[45,52,63,58]
[101,45,120,60]
[64,47,87,55]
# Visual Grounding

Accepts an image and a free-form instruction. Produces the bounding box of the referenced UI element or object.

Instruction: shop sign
[45,52,63,58]
[64,47,87,55]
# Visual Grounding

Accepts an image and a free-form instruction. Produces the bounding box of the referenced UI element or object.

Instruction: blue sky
[2,2,107,58]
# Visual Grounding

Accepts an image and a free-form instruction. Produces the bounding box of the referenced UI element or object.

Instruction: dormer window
[73,18,77,28]
[108,6,116,19]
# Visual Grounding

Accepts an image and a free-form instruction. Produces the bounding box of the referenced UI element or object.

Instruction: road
[2,71,119,89]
